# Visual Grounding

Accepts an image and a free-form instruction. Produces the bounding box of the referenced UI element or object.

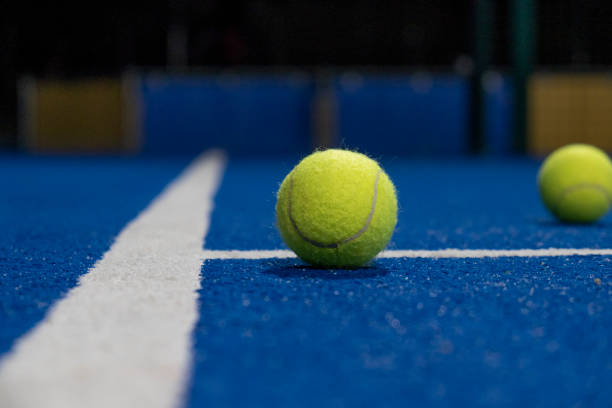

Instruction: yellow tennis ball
[538,143,612,223]
[276,149,398,268]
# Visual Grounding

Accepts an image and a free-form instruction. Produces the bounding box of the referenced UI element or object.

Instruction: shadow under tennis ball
[261,258,390,280]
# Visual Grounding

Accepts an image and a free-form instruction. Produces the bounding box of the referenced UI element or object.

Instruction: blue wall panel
[335,74,470,156]
[138,72,514,157]
[140,74,314,155]
[484,74,514,154]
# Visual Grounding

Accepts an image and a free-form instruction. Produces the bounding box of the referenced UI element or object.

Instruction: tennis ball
[538,144,612,223]
[276,149,397,268]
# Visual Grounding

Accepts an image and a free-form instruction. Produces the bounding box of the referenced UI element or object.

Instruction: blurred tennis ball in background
[538,144,612,223]
[276,149,397,268]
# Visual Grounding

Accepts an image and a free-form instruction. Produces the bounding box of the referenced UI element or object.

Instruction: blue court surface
[1,152,611,407]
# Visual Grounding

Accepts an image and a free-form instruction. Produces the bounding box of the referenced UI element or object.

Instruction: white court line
[0,150,226,408]
[202,248,612,260]
[202,249,296,259]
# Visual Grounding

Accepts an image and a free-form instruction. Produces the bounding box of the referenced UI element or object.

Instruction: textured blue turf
[1,154,611,408]
[206,156,612,250]
[187,257,611,408]
[196,155,612,407]
[0,155,190,356]
[205,157,297,249]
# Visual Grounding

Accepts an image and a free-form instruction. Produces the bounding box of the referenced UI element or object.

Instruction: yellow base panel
[529,73,612,155]
[20,78,136,153]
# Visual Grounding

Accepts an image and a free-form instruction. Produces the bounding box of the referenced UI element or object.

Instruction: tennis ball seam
[554,182,612,212]
[287,169,381,249]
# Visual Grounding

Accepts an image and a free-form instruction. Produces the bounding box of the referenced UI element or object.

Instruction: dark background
[2,0,611,147]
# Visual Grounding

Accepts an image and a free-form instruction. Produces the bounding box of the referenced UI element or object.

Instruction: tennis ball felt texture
[538,144,612,223]
[276,149,398,268]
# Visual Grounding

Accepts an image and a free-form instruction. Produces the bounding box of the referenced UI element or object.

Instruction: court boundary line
[202,248,612,260]
[0,150,227,408]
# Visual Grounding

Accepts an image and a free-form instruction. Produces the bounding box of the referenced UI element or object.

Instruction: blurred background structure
[1,0,612,155]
